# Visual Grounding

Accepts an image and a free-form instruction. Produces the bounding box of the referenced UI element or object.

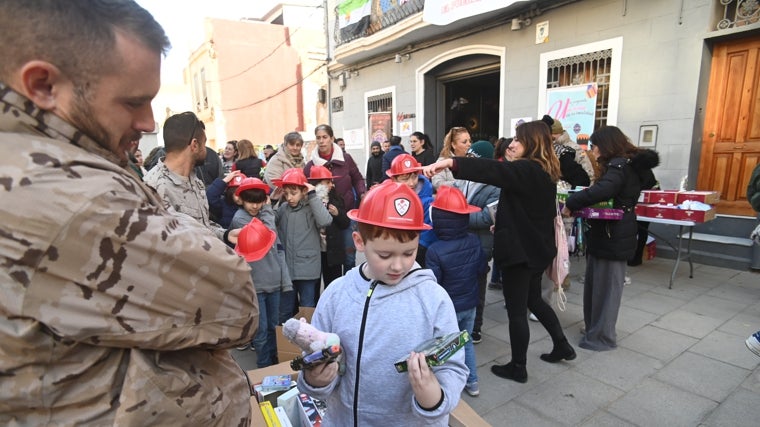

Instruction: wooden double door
[698,36,760,216]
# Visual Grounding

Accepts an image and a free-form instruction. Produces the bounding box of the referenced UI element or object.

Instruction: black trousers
[501,263,568,365]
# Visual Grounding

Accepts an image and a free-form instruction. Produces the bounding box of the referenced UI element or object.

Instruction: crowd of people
[10,2,759,426]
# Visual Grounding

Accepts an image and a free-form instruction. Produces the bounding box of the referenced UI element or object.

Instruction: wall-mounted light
[338,73,347,88]
[511,17,531,31]
[394,53,411,63]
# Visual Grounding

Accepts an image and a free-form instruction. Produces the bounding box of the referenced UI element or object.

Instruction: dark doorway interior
[444,72,500,143]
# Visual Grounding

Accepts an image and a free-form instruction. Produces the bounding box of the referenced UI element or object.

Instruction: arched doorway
[416,45,506,155]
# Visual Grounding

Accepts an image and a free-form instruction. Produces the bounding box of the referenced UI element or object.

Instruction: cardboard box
[640,190,679,204]
[276,307,315,363]
[646,204,677,220]
[676,190,720,204]
[671,207,717,223]
[574,207,624,220]
[248,362,490,426]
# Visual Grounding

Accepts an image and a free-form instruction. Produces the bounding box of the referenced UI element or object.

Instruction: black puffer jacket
[566,149,660,260]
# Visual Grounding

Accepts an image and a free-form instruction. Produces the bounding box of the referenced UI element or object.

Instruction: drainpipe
[324,0,331,125]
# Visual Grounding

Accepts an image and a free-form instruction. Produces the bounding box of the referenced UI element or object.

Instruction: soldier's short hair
[0,0,170,86]
[163,112,205,153]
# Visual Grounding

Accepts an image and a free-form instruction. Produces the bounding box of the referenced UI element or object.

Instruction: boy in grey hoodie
[230,177,292,366]
[297,181,467,426]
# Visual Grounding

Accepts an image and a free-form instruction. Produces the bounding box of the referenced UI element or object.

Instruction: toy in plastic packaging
[394,330,470,373]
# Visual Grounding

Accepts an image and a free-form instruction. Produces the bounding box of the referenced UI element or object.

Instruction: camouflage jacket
[0,84,258,426]
[143,159,226,240]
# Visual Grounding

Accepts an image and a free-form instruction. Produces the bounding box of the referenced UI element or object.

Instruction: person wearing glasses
[0,1,258,425]
[424,120,576,384]
[144,112,226,239]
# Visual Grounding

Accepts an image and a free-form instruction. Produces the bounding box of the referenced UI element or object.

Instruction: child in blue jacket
[425,185,487,397]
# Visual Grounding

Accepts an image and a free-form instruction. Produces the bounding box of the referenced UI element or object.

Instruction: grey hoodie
[297,265,468,426]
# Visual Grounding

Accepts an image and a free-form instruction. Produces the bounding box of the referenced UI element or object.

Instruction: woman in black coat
[563,126,659,351]
[424,120,576,384]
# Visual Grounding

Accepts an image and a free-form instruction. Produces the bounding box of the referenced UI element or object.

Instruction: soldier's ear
[17,61,66,111]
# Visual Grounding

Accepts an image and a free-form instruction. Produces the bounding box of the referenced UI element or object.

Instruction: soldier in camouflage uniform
[143,112,226,240]
[0,1,259,425]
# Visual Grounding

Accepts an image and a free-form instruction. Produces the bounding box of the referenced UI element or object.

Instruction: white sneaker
[529,313,539,322]
[746,331,760,357]
[624,276,631,286]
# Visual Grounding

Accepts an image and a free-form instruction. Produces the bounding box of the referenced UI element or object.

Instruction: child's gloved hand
[302,359,339,388]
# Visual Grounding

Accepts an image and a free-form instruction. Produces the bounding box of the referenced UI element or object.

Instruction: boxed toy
[573,207,624,220]
[676,190,720,204]
[394,330,470,373]
[297,393,322,427]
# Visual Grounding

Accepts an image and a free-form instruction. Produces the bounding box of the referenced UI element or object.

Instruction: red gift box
[675,191,720,204]
[639,190,680,205]
[635,204,651,216]
[646,205,678,220]
[671,207,717,223]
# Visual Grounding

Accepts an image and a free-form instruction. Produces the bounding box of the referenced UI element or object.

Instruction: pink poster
[368,112,392,146]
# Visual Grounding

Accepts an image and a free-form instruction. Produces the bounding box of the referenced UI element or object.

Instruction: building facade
[325,0,760,268]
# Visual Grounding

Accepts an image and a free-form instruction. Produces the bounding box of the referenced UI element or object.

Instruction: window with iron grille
[367,93,393,113]
[547,49,612,131]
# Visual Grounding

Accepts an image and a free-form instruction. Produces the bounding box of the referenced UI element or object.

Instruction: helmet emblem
[394,198,410,216]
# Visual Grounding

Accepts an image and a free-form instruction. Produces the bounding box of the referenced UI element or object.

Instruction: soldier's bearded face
[63,32,160,163]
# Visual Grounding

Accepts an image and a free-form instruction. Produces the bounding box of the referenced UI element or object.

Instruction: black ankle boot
[491,362,527,383]
[540,340,577,363]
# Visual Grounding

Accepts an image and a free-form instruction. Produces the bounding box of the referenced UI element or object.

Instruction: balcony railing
[716,0,760,30]
[335,0,424,46]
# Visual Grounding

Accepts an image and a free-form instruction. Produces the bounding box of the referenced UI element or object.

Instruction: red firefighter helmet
[308,165,341,181]
[386,154,423,177]
[431,185,481,214]
[234,177,270,197]
[227,173,247,188]
[347,181,431,230]
[234,218,276,262]
[272,168,308,188]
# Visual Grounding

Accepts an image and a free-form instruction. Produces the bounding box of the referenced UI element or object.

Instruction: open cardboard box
[247,361,490,426]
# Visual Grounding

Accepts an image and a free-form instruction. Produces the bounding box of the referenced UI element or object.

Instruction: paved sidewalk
[467,257,760,426]
[234,257,760,426]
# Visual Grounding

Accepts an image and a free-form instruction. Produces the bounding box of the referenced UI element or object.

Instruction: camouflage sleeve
[23,186,258,350]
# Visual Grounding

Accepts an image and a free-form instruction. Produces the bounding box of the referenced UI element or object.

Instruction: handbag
[545,201,569,311]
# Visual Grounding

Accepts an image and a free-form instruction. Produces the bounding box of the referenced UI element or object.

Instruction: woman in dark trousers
[424,120,576,384]
[563,126,659,351]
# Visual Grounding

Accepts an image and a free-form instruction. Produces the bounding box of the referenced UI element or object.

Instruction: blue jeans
[456,307,478,384]
[490,262,502,284]
[279,290,296,324]
[253,291,280,368]
[294,279,319,308]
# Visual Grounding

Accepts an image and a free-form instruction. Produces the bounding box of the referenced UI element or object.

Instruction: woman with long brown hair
[563,126,659,351]
[424,120,576,384]
[234,139,263,178]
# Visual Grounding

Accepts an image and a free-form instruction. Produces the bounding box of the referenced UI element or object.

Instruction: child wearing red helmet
[307,165,351,295]
[425,186,488,397]
[230,177,293,365]
[297,181,467,426]
[386,153,436,266]
[274,168,333,322]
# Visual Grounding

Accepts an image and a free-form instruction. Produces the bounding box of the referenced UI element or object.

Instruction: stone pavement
[234,256,760,426]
